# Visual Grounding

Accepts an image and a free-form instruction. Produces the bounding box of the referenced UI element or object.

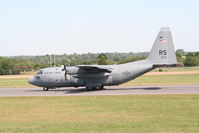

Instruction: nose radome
[28,77,35,85]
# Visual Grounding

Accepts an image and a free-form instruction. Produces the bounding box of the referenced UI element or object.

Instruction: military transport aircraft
[28,27,177,91]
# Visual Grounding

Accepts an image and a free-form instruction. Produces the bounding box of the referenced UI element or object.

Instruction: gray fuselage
[28,60,154,88]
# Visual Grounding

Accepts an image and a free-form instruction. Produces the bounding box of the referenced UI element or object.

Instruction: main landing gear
[86,86,104,90]
[43,87,49,91]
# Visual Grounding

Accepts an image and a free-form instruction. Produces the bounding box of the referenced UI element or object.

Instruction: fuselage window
[37,70,43,75]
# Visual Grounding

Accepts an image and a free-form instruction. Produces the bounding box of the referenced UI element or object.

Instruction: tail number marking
[159,50,167,59]
[159,50,167,55]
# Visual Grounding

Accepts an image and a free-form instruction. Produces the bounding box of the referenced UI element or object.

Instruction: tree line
[176,49,199,66]
[0,49,198,75]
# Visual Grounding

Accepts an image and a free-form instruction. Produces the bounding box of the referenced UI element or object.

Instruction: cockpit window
[37,70,43,75]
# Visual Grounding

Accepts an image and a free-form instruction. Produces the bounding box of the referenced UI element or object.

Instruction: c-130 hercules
[29,27,177,91]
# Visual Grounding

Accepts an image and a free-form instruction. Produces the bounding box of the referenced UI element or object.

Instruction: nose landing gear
[43,87,49,91]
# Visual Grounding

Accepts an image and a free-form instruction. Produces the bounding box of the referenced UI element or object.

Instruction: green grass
[124,74,199,86]
[0,95,199,133]
[0,78,34,88]
[153,67,199,72]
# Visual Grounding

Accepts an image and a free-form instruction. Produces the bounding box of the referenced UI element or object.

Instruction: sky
[0,0,199,56]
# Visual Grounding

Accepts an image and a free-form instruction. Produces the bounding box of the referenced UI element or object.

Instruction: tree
[184,56,197,66]
[176,49,185,56]
[186,52,194,57]
[97,54,109,65]
[117,56,146,64]
[195,52,199,56]
[0,57,15,75]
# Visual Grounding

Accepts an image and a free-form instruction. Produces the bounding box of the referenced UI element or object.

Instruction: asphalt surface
[0,85,199,97]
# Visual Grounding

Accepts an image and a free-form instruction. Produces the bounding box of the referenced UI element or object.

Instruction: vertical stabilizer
[147,27,177,65]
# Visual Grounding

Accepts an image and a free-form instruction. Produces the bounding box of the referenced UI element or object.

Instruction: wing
[76,65,112,73]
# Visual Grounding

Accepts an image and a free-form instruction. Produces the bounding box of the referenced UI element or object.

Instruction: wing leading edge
[76,65,112,73]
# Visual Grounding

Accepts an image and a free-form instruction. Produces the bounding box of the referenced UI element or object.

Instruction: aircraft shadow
[107,87,161,91]
[64,88,101,94]
[64,87,162,94]
[25,86,161,94]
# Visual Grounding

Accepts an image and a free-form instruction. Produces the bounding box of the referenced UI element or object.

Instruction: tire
[43,87,49,91]
[100,86,104,90]
[97,86,104,90]
[86,86,104,91]
[86,86,92,90]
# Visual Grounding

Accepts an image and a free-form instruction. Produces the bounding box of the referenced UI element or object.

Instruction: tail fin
[147,27,177,65]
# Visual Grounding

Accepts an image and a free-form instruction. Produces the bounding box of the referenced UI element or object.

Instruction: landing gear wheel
[86,86,92,90]
[43,87,49,91]
[97,86,104,90]
[100,86,104,90]
[86,86,104,91]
